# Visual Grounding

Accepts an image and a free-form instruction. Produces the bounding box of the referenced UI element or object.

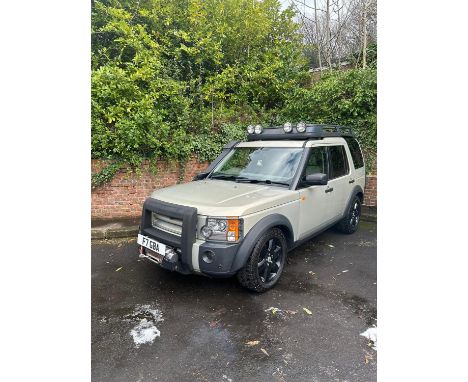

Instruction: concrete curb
[361,213,377,222]
[91,226,139,240]
[361,206,377,222]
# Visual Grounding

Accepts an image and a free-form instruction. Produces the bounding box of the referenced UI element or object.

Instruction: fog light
[202,250,215,264]
[254,124,263,134]
[297,122,306,133]
[247,125,255,134]
[165,248,178,263]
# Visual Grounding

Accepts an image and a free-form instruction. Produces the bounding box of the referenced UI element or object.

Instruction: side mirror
[193,172,209,181]
[304,173,328,186]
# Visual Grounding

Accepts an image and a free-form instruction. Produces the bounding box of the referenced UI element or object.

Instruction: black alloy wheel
[350,198,361,229]
[337,195,362,234]
[237,227,287,292]
[257,237,283,283]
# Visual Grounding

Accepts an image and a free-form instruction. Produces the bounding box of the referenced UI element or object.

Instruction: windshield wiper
[210,174,249,181]
[235,178,290,187]
[235,178,260,183]
[263,180,290,186]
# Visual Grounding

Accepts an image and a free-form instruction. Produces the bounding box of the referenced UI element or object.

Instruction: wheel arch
[231,214,294,273]
[342,185,364,219]
[356,190,364,202]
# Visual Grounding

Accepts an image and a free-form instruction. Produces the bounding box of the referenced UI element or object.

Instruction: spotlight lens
[297,122,306,133]
[254,125,263,134]
[247,125,255,134]
[283,122,292,133]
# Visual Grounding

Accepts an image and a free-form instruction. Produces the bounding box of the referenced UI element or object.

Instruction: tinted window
[328,146,349,179]
[344,137,364,169]
[305,147,327,176]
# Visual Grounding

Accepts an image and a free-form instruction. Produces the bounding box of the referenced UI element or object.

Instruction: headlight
[254,124,263,134]
[247,125,255,134]
[200,217,242,242]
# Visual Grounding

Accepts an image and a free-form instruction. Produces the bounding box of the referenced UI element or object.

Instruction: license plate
[137,234,167,257]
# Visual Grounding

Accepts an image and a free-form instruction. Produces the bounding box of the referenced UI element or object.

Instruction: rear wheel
[237,228,287,292]
[337,195,362,234]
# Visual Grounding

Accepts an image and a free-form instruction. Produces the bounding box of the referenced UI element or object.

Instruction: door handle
[349,179,355,184]
[325,187,334,193]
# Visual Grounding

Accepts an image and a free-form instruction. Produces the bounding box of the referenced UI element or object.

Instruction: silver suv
[137,123,365,292]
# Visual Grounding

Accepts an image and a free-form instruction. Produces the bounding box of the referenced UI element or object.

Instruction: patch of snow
[130,319,161,347]
[128,305,164,347]
[358,239,376,247]
[133,304,164,321]
[360,326,377,350]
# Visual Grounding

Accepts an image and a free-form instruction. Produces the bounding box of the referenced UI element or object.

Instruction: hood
[150,179,298,216]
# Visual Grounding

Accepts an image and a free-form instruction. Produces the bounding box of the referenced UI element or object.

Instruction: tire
[337,195,362,234]
[237,228,287,293]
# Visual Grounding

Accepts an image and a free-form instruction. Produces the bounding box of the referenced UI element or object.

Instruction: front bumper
[139,198,241,277]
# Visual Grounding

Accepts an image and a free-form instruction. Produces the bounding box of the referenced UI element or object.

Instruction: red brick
[92,158,377,217]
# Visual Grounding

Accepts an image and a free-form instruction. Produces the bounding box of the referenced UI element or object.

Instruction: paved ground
[92,221,377,382]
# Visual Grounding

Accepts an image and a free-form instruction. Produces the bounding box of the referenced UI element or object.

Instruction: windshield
[209,147,303,186]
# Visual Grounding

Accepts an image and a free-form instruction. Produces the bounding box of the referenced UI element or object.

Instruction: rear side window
[344,137,364,169]
[328,146,349,179]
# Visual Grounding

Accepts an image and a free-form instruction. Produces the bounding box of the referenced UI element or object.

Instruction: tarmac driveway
[92,221,377,382]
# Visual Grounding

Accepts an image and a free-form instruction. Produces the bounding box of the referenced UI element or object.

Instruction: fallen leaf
[285,310,297,315]
[342,269,349,273]
[265,307,280,315]
[245,340,260,346]
[260,348,269,356]
[303,307,312,315]
[115,267,123,272]
[308,271,316,276]
[327,244,335,248]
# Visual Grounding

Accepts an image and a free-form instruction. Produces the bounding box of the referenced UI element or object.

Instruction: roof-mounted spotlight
[247,125,255,134]
[297,122,306,133]
[283,122,292,133]
[254,124,263,134]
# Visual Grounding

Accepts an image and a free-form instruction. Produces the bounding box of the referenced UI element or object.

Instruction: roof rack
[247,123,354,141]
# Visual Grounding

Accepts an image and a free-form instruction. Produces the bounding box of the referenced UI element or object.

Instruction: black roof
[247,124,354,141]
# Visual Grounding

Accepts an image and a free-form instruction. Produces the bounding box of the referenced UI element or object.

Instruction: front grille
[151,213,183,236]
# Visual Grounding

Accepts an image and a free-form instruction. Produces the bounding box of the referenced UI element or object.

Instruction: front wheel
[237,228,287,292]
[337,195,362,234]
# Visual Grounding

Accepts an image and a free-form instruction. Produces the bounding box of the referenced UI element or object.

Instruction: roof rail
[247,123,355,141]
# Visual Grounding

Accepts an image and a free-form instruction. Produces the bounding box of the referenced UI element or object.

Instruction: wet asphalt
[92,221,377,382]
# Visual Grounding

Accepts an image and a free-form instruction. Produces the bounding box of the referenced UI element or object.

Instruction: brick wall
[92,160,377,220]
[363,175,377,207]
[91,157,209,220]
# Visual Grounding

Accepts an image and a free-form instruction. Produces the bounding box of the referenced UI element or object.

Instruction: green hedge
[282,69,377,172]
[91,1,377,183]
